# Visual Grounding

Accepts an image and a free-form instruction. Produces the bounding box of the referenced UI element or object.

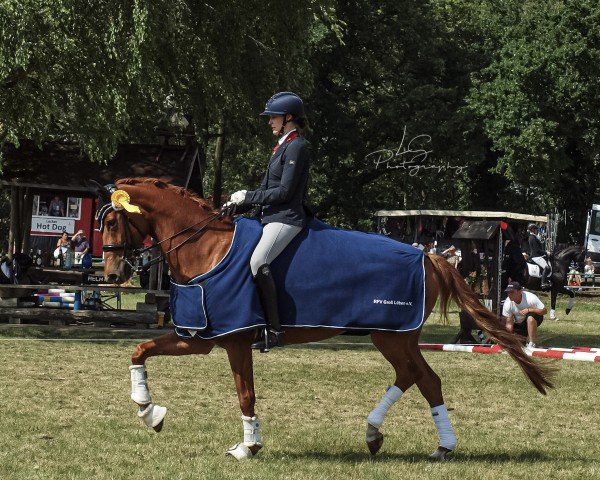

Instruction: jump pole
[419,343,600,363]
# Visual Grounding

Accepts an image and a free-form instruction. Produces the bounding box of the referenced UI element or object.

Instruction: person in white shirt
[502,281,547,348]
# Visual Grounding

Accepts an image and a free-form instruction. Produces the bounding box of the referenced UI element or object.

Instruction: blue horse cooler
[170,218,425,339]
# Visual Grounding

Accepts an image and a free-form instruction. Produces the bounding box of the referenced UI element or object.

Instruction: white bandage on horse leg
[241,415,262,447]
[431,404,457,450]
[550,309,557,320]
[129,364,152,404]
[567,297,575,311]
[367,385,403,429]
[138,403,167,428]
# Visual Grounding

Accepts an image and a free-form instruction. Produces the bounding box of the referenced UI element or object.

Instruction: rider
[527,223,551,289]
[226,92,311,351]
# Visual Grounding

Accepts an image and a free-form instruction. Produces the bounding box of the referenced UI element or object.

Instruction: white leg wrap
[226,443,254,460]
[129,364,152,404]
[567,297,575,311]
[550,309,557,320]
[241,415,262,447]
[138,403,167,428]
[367,385,403,429]
[431,404,457,450]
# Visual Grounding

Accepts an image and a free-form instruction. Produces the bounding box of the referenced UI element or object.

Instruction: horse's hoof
[366,423,384,455]
[429,446,452,461]
[153,420,164,432]
[138,403,167,430]
[226,443,261,460]
[565,308,571,315]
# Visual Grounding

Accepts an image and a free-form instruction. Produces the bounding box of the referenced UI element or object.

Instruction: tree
[0,0,319,165]
[465,0,600,236]
[301,0,483,229]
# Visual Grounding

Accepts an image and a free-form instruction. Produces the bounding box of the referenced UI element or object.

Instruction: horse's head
[94,182,152,284]
[101,207,151,284]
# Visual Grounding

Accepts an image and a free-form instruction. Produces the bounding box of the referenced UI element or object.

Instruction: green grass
[0,294,599,479]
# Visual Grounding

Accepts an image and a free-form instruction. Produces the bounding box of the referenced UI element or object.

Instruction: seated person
[502,282,547,348]
[567,263,582,287]
[584,257,595,286]
[71,229,90,265]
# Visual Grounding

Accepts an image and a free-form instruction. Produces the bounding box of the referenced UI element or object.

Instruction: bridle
[99,203,223,274]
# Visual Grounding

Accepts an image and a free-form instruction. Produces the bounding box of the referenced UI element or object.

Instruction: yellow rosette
[110,190,141,214]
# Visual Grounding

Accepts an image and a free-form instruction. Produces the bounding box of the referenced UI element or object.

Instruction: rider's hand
[230,190,247,205]
[220,201,237,217]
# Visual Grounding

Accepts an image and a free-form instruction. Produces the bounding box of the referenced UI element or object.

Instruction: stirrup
[251,328,284,352]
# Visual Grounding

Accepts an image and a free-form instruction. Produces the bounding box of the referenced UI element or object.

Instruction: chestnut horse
[100,178,552,461]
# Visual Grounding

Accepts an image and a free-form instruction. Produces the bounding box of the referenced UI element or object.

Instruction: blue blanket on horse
[170,217,425,339]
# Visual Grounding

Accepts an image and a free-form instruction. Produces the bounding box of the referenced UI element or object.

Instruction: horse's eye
[106,219,117,229]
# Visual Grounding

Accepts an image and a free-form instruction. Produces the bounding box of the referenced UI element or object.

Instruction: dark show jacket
[242,137,311,227]
[528,234,545,258]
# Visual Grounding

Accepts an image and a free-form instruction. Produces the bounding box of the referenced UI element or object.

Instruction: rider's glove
[230,190,247,205]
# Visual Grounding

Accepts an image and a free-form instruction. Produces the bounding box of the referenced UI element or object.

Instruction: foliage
[464,0,600,237]
[0,0,318,162]
[1,0,599,239]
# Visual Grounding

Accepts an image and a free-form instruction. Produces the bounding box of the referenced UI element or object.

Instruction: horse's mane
[116,177,215,213]
[553,244,583,260]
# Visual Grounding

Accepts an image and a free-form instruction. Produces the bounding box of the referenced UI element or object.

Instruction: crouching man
[502,282,547,348]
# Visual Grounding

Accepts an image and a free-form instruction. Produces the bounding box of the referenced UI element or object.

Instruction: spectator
[502,282,547,348]
[442,245,461,269]
[567,262,582,288]
[584,257,595,286]
[71,229,90,265]
[48,195,65,217]
[53,231,70,261]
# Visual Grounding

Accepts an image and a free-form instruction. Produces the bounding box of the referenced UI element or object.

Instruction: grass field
[0,294,599,480]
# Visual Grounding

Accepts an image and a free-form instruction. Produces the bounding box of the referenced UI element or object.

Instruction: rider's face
[268,115,284,135]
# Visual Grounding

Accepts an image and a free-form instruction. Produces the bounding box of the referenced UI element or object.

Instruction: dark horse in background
[503,241,585,321]
[453,241,585,344]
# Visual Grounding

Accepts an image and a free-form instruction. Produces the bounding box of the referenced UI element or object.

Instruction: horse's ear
[85,180,111,201]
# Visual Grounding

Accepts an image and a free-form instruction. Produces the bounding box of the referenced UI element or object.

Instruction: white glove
[230,190,247,205]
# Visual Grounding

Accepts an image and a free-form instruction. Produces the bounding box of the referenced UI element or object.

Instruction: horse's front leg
[221,337,262,460]
[550,289,558,320]
[130,331,214,432]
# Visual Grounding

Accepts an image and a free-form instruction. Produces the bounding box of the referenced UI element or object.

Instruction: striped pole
[419,343,600,363]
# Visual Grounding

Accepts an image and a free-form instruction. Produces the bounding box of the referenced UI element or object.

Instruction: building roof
[375,209,547,223]
[0,140,203,194]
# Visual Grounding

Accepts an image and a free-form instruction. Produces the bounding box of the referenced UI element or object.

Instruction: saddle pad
[171,217,425,339]
[527,263,542,278]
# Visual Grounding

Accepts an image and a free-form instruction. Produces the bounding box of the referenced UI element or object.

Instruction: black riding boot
[541,267,552,290]
[251,264,284,352]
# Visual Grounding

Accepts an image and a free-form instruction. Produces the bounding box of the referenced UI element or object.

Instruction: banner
[31,216,76,234]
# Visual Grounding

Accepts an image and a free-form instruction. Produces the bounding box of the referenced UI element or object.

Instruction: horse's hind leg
[413,348,457,460]
[367,331,421,456]
[130,331,214,432]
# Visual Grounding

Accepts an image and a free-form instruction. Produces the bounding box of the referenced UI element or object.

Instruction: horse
[98,178,553,461]
[503,240,586,320]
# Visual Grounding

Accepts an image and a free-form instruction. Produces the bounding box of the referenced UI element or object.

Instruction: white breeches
[532,256,549,270]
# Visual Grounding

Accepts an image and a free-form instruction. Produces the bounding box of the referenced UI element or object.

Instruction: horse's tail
[426,254,554,394]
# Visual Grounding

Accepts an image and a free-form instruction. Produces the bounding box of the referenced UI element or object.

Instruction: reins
[102,207,224,273]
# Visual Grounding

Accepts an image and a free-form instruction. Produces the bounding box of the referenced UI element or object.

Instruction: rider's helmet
[260,92,305,118]
[527,223,538,233]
